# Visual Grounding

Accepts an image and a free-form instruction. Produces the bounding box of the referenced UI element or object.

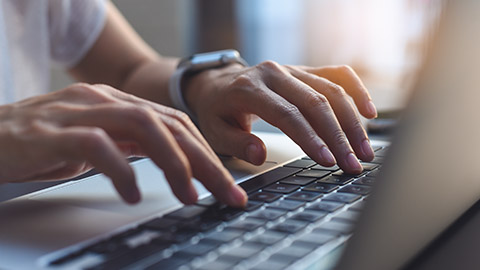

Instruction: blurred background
[5,0,439,202]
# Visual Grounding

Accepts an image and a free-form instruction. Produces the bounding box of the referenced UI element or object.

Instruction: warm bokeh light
[236,0,443,111]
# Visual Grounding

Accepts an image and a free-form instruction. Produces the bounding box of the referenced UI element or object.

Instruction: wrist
[183,63,244,118]
[168,50,248,121]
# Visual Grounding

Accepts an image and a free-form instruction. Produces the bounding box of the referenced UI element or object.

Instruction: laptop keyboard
[49,146,388,270]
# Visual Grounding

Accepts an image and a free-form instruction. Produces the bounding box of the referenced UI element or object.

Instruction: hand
[185,62,377,174]
[0,83,247,206]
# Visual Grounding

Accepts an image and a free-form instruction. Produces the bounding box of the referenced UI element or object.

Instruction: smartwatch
[168,49,248,120]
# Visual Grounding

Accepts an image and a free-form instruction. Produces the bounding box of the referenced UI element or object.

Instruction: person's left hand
[183,61,377,174]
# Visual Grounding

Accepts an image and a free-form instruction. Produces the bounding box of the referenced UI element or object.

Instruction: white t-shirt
[0,0,106,104]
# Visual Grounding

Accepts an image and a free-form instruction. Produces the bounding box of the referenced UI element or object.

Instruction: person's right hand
[0,83,247,207]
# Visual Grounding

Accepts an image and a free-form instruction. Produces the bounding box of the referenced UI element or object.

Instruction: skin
[0,2,376,207]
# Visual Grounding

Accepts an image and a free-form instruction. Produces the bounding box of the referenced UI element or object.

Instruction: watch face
[191,50,239,64]
[180,50,240,69]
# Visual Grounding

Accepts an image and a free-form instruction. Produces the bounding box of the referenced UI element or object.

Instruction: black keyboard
[49,146,388,270]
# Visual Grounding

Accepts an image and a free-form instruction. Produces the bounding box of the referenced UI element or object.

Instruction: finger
[256,65,362,173]
[204,117,267,166]
[299,65,377,119]
[287,67,374,162]
[116,142,146,157]
[95,84,218,158]
[56,126,141,204]
[161,116,247,207]
[62,104,199,205]
[233,81,337,168]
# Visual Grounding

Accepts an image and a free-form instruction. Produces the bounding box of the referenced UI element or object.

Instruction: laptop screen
[336,1,480,269]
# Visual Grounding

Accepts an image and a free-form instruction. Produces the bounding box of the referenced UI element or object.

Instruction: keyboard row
[49,146,388,270]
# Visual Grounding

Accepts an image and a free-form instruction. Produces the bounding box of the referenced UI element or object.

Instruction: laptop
[1,0,479,269]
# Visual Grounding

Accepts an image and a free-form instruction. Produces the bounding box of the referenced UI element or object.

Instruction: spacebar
[239,167,301,194]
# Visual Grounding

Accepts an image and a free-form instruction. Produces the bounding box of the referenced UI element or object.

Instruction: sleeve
[48,0,107,68]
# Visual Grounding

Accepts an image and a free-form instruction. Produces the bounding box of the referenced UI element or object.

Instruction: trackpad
[28,159,185,219]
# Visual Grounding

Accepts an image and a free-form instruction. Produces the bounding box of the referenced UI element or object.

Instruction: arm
[68,1,177,107]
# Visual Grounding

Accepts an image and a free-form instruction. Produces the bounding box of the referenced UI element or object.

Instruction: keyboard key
[270,245,314,264]
[245,200,263,211]
[87,244,168,270]
[353,176,376,186]
[291,239,321,249]
[296,232,336,245]
[310,164,340,171]
[284,159,316,168]
[286,191,323,202]
[359,162,379,171]
[307,201,344,213]
[249,192,282,203]
[318,175,354,185]
[263,183,299,194]
[296,169,331,179]
[366,169,381,177]
[228,218,265,232]
[315,220,354,235]
[153,230,196,244]
[303,182,338,193]
[215,254,243,264]
[280,176,317,186]
[370,156,384,164]
[271,220,309,234]
[221,243,264,259]
[248,231,286,245]
[249,208,286,221]
[145,255,189,270]
[251,260,289,270]
[323,193,361,204]
[267,199,305,211]
[197,260,235,270]
[165,205,208,220]
[339,185,372,196]
[142,217,180,232]
[216,206,244,221]
[204,229,243,243]
[240,167,301,194]
[176,241,217,256]
[333,210,361,222]
[196,196,218,207]
[181,217,222,232]
[292,210,326,222]
[332,170,363,177]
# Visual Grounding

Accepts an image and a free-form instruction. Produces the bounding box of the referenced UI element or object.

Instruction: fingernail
[367,100,377,118]
[361,139,374,159]
[346,152,363,172]
[229,185,247,207]
[246,143,259,163]
[319,146,336,165]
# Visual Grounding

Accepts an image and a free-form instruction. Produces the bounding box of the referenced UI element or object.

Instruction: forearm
[69,1,179,107]
[120,56,179,107]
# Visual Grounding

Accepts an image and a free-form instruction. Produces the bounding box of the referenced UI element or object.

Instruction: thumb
[208,120,267,165]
